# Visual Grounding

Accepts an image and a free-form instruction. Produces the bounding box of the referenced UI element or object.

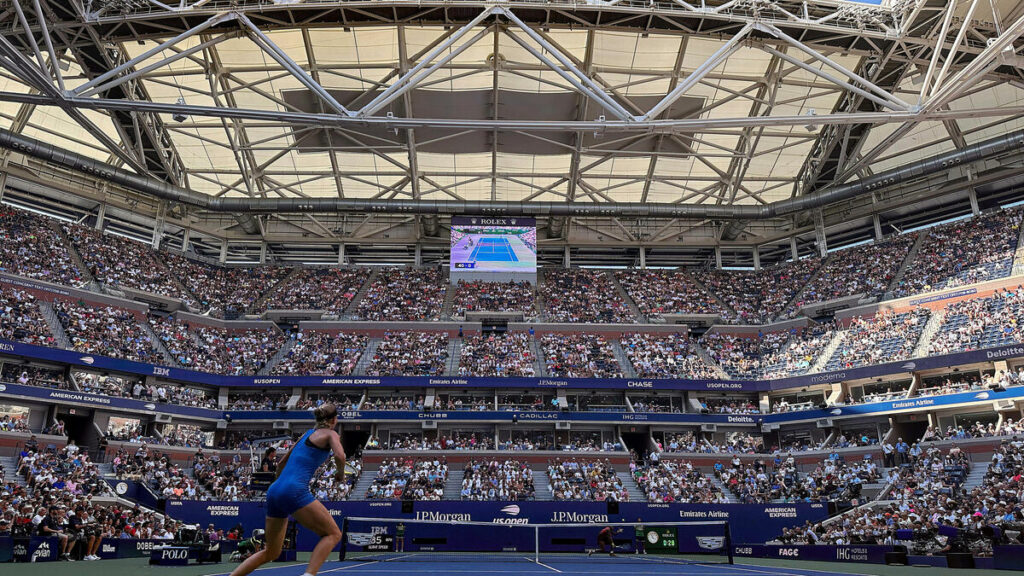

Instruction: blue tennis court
[468,237,519,263]
[205,557,881,576]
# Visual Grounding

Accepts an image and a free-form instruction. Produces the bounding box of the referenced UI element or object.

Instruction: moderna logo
[501,505,520,516]
[80,356,95,365]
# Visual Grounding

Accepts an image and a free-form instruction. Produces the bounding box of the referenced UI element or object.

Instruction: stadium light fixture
[172,96,188,123]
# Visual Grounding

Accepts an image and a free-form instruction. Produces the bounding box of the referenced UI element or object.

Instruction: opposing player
[230,404,346,576]
[589,525,623,557]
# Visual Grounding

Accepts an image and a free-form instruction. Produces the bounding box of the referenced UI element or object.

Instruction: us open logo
[501,505,520,516]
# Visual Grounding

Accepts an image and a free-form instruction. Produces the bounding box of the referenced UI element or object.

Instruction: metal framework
[0,0,1022,262]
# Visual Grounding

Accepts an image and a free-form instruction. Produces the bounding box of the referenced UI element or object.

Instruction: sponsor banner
[909,287,978,306]
[993,545,1024,570]
[166,501,829,552]
[0,382,218,419]
[762,384,1024,424]
[225,409,759,425]
[0,536,12,563]
[451,216,536,227]
[732,544,898,563]
[4,337,1024,393]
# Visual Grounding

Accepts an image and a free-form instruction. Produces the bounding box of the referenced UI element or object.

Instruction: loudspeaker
[607,500,619,515]
[884,551,908,565]
[402,500,414,514]
[946,552,974,569]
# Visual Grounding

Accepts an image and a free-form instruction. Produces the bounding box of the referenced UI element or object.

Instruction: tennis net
[339,517,732,565]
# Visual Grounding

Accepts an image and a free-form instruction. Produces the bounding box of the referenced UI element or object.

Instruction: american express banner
[164,501,829,551]
[4,377,1021,427]
[3,338,1024,393]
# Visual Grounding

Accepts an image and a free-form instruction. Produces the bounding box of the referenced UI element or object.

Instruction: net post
[534,525,539,564]
[724,521,733,565]
[338,517,348,561]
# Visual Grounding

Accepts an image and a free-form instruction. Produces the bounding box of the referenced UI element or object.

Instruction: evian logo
[80,356,95,365]
[31,541,51,562]
[501,505,520,516]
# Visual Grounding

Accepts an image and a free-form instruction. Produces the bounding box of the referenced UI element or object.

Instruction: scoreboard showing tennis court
[450,216,537,273]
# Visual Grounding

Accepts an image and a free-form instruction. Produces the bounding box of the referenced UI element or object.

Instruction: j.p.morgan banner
[3,337,1024,393]
[165,500,829,551]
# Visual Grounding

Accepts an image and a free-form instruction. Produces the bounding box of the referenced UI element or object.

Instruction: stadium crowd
[540,333,623,378]
[271,331,368,376]
[460,459,535,500]
[356,268,446,321]
[621,333,717,379]
[458,332,536,377]
[547,458,629,501]
[366,331,448,376]
[451,280,536,316]
[540,269,633,323]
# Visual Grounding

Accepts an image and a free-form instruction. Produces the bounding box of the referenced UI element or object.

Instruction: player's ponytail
[313,403,338,427]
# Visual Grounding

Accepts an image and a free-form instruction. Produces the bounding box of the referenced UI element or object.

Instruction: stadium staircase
[1013,222,1024,276]
[46,218,99,291]
[139,319,177,365]
[533,468,554,501]
[250,267,302,313]
[776,260,827,320]
[443,471,464,500]
[708,475,737,503]
[694,343,730,380]
[445,338,463,376]
[0,456,28,488]
[610,274,646,323]
[344,267,380,317]
[610,339,638,378]
[37,300,72,349]
[350,464,379,500]
[441,285,457,319]
[258,338,297,375]
[615,470,644,502]
[531,337,546,377]
[809,329,845,373]
[911,310,946,358]
[962,464,989,491]
[353,338,381,376]
[685,269,737,317]
[886,229,930,295]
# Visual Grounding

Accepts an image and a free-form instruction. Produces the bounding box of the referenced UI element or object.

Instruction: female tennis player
[230,403,347,576]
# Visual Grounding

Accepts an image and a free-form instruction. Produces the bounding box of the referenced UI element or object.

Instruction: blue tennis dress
[266,429,331,518]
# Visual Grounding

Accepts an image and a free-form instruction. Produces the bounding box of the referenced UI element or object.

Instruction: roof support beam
[640,23,751,121]
[238,14,352,116]
[358,7,496,117]
[72,11,234,95]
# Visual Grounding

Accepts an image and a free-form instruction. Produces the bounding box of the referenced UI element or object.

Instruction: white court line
[527,556,563,573]
[318,554,413,573]
[202,561,306,576]
[720,561,878,576]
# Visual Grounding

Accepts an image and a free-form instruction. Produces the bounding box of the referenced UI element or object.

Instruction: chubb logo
[500,505,520,516]
[80,356,95,365]
[31,541,51,562]
[144,403,157,411]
